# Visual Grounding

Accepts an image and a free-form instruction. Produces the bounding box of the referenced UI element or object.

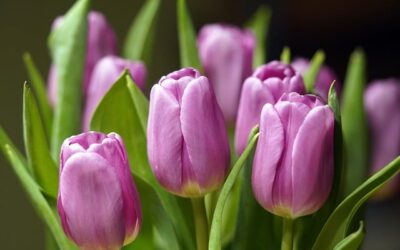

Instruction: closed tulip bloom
[292,57,341,102]
[83,56,147,131]
[365,79,400,199]
[252,93,334,218]
[235,61,305,155]
[58,132,141,250]
[198,24,256,123]
[48,11,118,106]
[147,68,230,197]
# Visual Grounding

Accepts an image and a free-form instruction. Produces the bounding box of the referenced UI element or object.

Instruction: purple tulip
[83,55,147,132]
[292,57,341,102]
[147,68,230,197]
[58,132,141,249]
[47,11,118,106]
[198,24,256,123]
[252,93,334,218]
[365,79,400,199]
[235,61,306,155]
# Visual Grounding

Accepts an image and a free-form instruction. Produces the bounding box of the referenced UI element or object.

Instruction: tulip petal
[180,76,230,195]
[252,104,284,213]
[291,106,334,216]
[147,85,184,193]
[60,152,125,249]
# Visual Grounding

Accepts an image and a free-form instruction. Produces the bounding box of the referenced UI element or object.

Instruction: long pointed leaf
[23,53,53,136]
[304,50,325,93]
[280,47,291,64]
[48,0,90,158]
[177,0,201,69]
[23,84,58,198]
[333,222,364,250]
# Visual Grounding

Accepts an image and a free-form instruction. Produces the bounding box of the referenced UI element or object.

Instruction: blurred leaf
[312,156,400,250]
[0,127,76,250]
[91,72,194,250]
[23,84,58,198]
[23,53,53,136]
[48,0,90,158]
[304,50,325,93]
[245,5,272,66]
[177,0,201,69]
[209,127,259,250]
[280,47,291,64]
[341,49,368,195]
[333,222,364,250]
[123,0,160,62]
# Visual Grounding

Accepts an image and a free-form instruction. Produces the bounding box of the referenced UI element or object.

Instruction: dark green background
[1,0,399,249]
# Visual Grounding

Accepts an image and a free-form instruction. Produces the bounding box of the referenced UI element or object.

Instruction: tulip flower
[291,57,340,102]
[235,61,305,155]
[58,132,141,250]
[364,79,400,199]
[48,11,118,106]
[82,55,147,131]
[252,93,334,218]
[198,24,256,123]
[147,68,230,197]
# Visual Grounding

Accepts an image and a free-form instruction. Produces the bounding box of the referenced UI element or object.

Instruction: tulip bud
[252,93,334,218]
[83,56,147,131]
[198,24,256,123]
[147,68,230,197]
[235,61,305,155]
[364,79,400,199]
[291,57,341,102]
[48,11,118,106]
[58,132,141,249]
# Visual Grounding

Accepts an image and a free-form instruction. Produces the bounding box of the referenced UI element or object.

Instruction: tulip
[291,57,340,102]
[58,132,141,250]
[235,61,305,155]
[364,79,400,199]
[198,24,256,123]
[82,55,147,131]
[252,93,334,218]
[147,68,230,197]
[48,11,118,106]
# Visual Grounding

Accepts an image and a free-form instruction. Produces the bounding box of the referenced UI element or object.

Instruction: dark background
[1,0,399,249]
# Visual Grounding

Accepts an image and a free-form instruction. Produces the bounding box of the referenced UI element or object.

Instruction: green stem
[281,218,295,250]
[191,198,209,250]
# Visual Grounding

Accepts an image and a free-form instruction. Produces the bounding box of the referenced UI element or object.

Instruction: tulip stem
[191,198,209,250]
[281,218,295,250]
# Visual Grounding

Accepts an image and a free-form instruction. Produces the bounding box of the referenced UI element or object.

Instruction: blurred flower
[252,93,334,218]
[235,61,305,155]
[364,79,400,199]
[291,57,341,102]
[48,11,118,106]
[58,132,141,249]
[147,68,230,197]
[198,24,255,123]
[82,55,147,131]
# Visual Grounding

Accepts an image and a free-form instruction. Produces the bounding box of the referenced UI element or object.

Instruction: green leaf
[312,156,400,250]
[123,0,161,61]
[177,0,201,69]
[23,53,53,136]
[333,222,364,250]
[246,5,272,66]
[48,0,90,158]
[280,47,291,64]
[23,84,58,198]
[0,127,76,250]
[90,72,195,250]
[341,49,368,195]
[304,50,325,93]
[209,127,259,250]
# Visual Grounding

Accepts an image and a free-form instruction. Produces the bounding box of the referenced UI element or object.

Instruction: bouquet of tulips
[1,0,399,249]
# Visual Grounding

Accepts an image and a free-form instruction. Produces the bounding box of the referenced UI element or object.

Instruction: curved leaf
[312,156,400,250]
[333,222,364,250]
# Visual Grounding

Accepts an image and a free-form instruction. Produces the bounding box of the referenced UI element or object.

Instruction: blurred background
[1,0,399,249]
